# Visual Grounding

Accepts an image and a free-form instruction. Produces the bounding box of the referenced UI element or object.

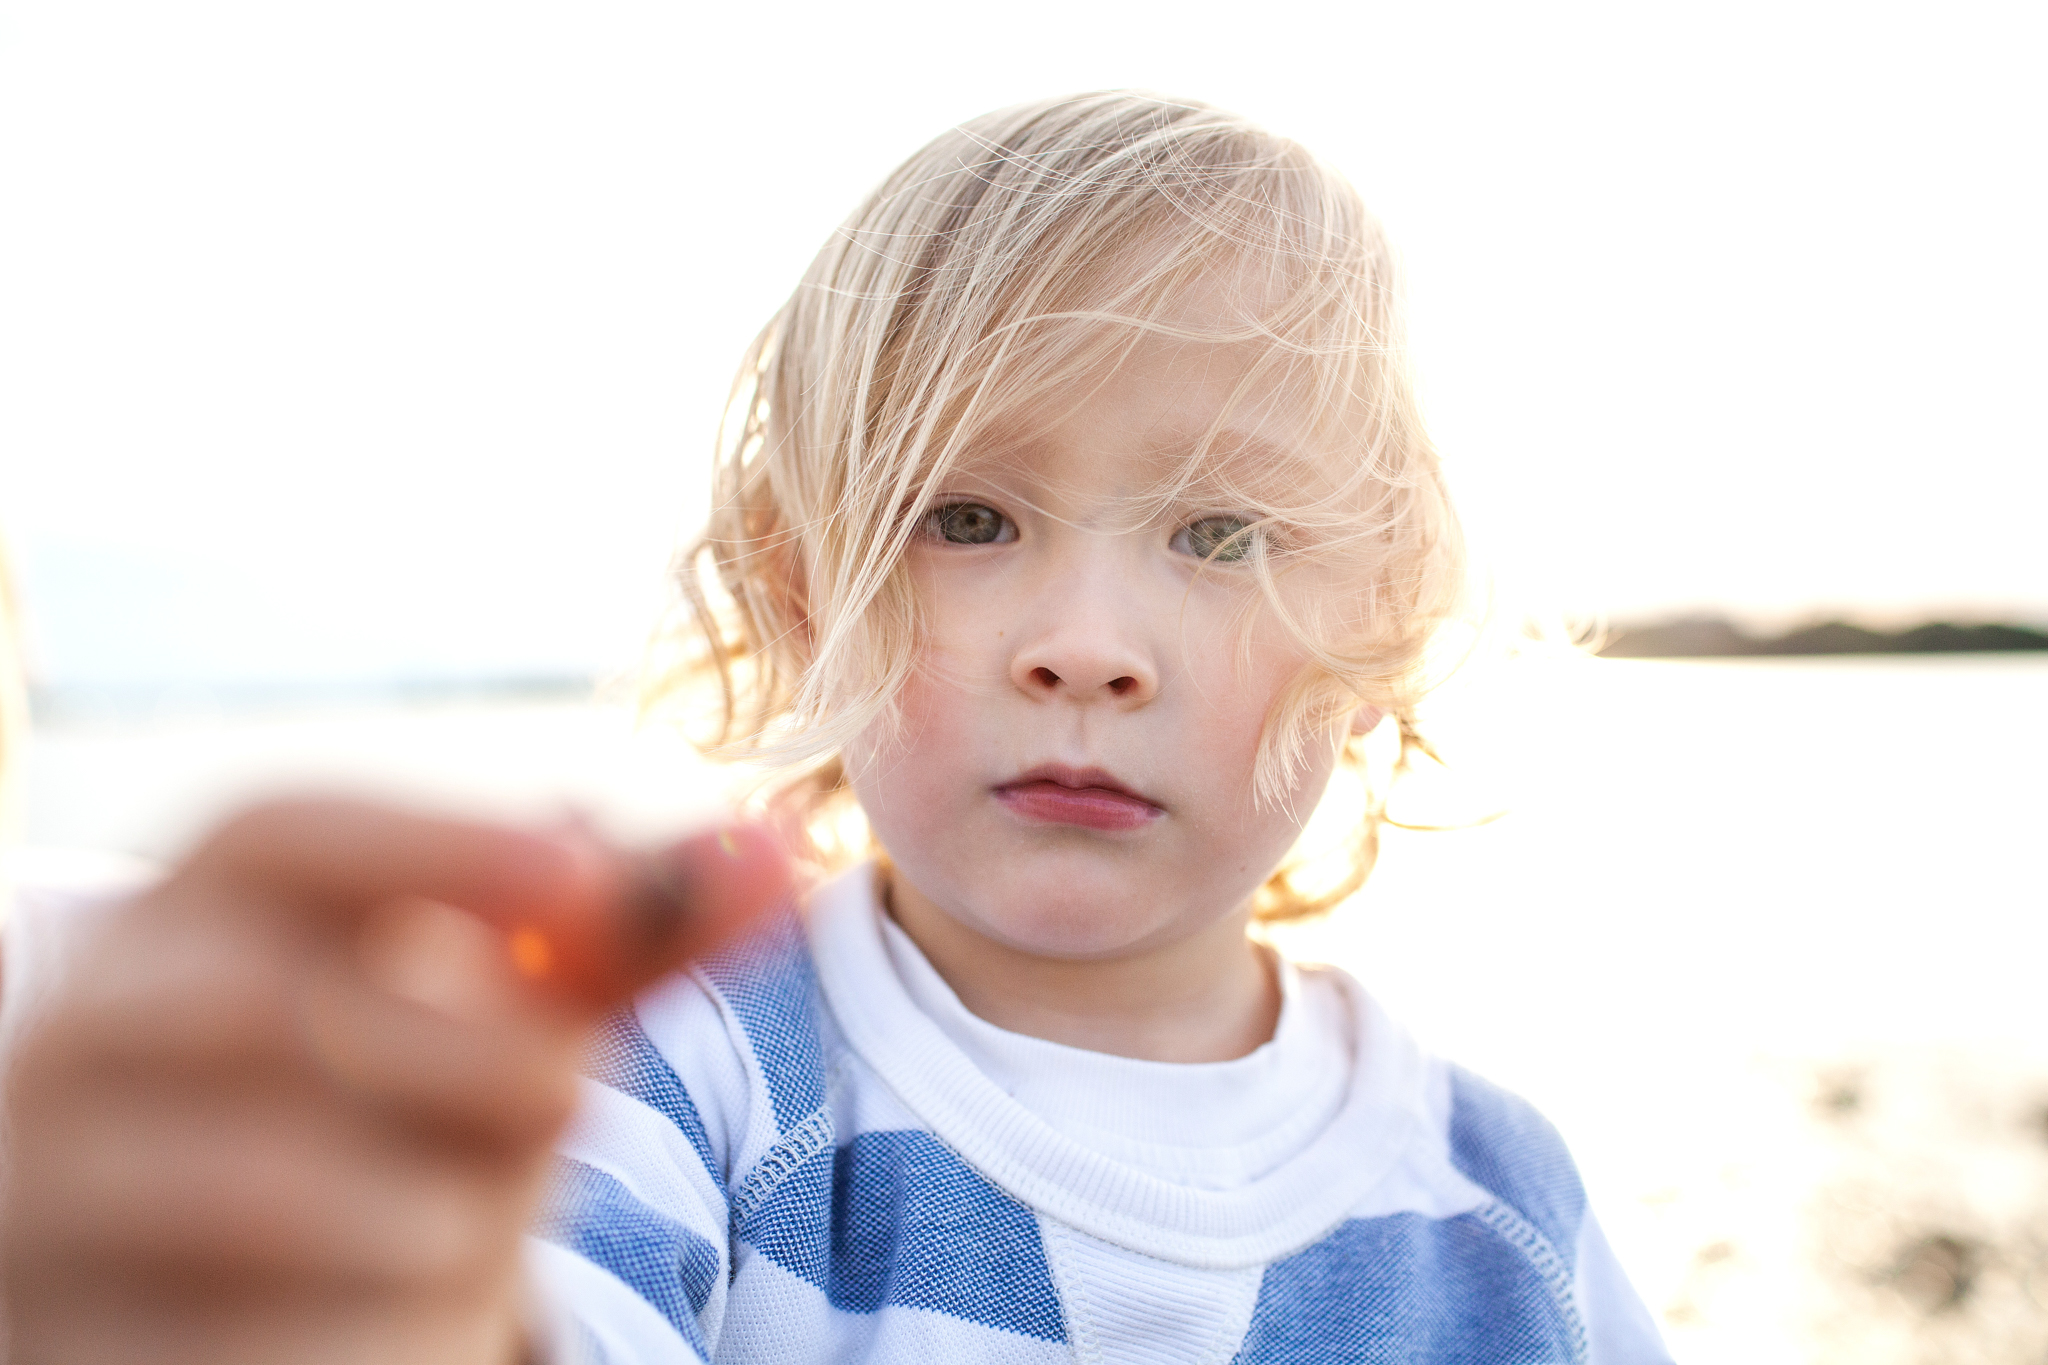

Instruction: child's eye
[1173,515,1257,563]
[923,501,1016,545]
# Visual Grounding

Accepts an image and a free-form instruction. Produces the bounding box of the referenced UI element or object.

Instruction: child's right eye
[923,502,1016,545]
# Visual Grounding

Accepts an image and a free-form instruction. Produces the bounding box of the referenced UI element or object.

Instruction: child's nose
[1008,603,1159,706]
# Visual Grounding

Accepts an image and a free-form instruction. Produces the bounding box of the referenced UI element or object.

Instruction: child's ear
[1349,705,1385,736]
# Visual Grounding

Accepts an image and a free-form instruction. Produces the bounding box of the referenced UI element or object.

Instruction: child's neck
[882,870,1280,1064]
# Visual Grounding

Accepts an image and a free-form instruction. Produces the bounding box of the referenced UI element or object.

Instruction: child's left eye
[1173,515,1257,563]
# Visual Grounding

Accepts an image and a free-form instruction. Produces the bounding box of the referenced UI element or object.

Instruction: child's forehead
[947,335,1363,503]
[953,418,1312,485]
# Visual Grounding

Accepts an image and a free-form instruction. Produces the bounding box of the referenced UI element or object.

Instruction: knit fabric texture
[528,867,1673,1364]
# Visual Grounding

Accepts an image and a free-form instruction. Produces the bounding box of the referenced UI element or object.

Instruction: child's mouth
[992,766,1163,832]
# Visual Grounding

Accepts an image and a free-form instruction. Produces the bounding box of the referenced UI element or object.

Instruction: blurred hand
[1,797,787,1365]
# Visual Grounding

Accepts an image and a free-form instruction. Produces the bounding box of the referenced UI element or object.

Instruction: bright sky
[3,0,2042,689]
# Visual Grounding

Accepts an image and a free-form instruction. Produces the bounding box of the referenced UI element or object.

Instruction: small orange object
[488,822,789,1013]
[508,925,555,980]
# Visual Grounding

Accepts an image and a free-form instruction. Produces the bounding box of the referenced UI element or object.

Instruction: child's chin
[970,878,1205,961]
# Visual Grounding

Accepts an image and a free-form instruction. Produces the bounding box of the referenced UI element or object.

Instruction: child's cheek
[845,644,993,833]
[1187,598,1317,760]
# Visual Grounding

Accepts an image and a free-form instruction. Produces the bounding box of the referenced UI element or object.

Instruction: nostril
[1031,666,1061,688]
[1108,676,1136,695]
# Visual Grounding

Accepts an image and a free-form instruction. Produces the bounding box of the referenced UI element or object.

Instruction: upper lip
[995,764,1162,809]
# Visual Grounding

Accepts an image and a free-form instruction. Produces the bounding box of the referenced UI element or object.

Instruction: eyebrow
[935,423,1324,507]
[1180,427,1302,471]
[1155,428,1329,505]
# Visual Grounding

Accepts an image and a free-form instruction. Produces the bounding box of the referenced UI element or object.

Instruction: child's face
[845,311,1360,963]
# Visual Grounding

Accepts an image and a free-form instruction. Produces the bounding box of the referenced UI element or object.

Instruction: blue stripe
[534,1157,720,1354]
[698,906,829,1132]
[1446,1066,1586,1270]
[584,1008,724,1196]
[1231,1212,1578,1363]
[740,1129,1066,1343]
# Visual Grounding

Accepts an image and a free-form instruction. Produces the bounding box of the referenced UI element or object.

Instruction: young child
[535,91,1672,1364]
[1,93,1673,1364]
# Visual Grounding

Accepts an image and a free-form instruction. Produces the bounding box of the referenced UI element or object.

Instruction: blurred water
[19,694,733,858]
[17,655,2048,1360]
[1281,653,2048,1053]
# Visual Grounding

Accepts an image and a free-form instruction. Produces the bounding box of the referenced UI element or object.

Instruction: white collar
[805,863,1433,1269]
[875,903,1351,1187]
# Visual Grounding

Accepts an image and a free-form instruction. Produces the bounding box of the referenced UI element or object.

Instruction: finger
[35,818,784,1126]
[169,799,791,1017]
[356,895,534,1026]
[494,820,791,1014]
[4,1287,528,1365]
[299,957,581,1152]
[5,1082,530,1291]
[25,895,316,1077]
[174,797,609,932]
[31,912,580,1153]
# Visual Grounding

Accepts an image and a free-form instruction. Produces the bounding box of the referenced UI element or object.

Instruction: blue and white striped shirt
[529,866,1673,1364]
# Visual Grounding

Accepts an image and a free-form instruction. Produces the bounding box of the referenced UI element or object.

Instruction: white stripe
[1040,1215,1262,1365]
[561,1079,729,1233]
[637,970,775,1179]
[528,1235,704,1365]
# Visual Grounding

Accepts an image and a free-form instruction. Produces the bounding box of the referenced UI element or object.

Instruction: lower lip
[994,782,1163,832]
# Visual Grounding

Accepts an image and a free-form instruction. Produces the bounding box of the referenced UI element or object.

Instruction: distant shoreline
[28,673,602,724]
[1598,619,2048,658]
[24,622,2048,721]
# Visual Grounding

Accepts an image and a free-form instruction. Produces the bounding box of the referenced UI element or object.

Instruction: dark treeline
[1599,618,2048,658]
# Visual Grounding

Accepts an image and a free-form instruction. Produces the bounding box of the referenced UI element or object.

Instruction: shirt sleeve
[525,974,760,1365]
[1574,1210,1676,1365]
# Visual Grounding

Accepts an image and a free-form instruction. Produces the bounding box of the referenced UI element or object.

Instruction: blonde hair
[645,92,1465,920]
